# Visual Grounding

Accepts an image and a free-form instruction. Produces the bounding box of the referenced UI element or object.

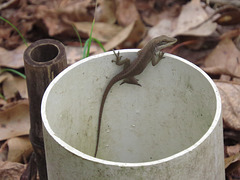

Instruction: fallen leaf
[0,72,28,99]
[203,38,240,79]
[35,0,93,37]
[225,153,240,168]
[115,0,140,26]
[224,130,240,143]
[172,0,217,36]
[95,21,135,53]
[119,19,146,49]
[138,2,180,26]
[0,4,35,49]
[0,160,26,179]
[226,144,240,157]
[215,81,240,130]
[179,21,217,36]
[139,18,176,48]
[0,72,18,100]
[215,5,240,26]
[95,0,116,24]
[0,44,26,68]
[0,142,7,161]
[225,160,240,177]
[201,66,240,78]
[6,136,32,163]
[136,1,181,47]
[0,100,30,141]
[73,22,123,42]
[13,77,28,99]
[36,5,71,37]
[0,99,7,107]
[0,0,18,11]
[65,46,83,64]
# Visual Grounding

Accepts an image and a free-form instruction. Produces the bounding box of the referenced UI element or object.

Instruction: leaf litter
[0,0,240,178]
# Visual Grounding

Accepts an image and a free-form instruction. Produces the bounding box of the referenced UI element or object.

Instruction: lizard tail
[94,78,117,157]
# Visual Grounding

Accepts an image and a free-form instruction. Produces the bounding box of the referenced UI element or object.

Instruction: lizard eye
[161,40,170,45]
[158,41,167,46]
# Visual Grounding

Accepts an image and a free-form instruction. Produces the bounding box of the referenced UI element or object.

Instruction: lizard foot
[120,77,141,86]
[112,50,122,63]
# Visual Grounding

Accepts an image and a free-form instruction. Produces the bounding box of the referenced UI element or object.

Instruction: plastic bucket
[41,50,224,179]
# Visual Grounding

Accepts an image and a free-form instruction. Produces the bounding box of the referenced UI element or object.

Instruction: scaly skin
[94,35,177,157]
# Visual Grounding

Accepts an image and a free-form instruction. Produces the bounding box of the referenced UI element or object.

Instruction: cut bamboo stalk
[23,39,67,180]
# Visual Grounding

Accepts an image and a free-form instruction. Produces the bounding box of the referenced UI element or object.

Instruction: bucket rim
[41,49,222,167]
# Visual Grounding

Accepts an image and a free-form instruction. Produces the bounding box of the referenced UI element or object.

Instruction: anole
[94,35,177,157]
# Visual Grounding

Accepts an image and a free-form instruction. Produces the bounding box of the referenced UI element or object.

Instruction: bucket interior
[42,51,218,163]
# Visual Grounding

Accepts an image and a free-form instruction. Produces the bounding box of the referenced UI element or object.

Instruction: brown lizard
[94,35,177,157]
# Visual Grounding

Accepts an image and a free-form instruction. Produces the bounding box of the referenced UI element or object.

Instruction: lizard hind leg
[120,76,141,86]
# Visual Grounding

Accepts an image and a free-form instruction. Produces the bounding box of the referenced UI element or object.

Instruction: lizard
[94,35,177,157]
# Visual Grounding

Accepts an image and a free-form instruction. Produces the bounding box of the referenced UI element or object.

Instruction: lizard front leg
[112,50,131,69]
[112,50,141,86]
[151,51,164,66]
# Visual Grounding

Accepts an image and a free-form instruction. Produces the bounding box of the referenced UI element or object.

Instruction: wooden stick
[23,39,67,180]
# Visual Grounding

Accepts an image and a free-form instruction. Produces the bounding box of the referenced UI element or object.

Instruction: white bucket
[41,50,224,179]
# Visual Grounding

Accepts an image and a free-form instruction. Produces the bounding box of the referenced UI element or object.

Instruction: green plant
[72,1,106,59]
[0,93,5,100]
[83,37,106,59]
[0,16,28,100]
[0,16,28,47]
[73,19,106,59]
[0,68,26,79]
[0,68,26,100]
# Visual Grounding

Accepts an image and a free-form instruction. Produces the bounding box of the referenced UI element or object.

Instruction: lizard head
[154,35,177,50]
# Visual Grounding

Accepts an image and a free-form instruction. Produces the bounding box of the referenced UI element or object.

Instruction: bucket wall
[41,50,224,179]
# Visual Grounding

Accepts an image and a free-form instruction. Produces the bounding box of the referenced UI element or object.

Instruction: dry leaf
[0,160,26,180]
[139,18,176,48]
[115,0,140,26]
[6,136,32,163]
[141,10,163,26]
[0,99,7,108]
[138,1,180,26]
[226,144,240,157]
[137,1,180,47]
[215,5,240,26]
[0,72,28,99]
[135,0,157,25]
[36,0,93,36]
[172,0,217,36]
[13,77,28,99]
[148,19,176,38]
[180,21,217,36]
[0,143,8,161]
[95,21,135,53]
[0,72,18,100]
[73,22,123,42]
[119,19,146,49]
[0,100,30,141]
[65,46,83,64]
[203,38,240,79]
[225,153,240,168]
[0,44,26,68]
[95,0,116,24]
[36,5,71,37]
[215,81,240,130]
[201,66,240,78]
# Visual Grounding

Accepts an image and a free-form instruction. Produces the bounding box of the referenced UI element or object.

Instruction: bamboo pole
[22,39,67,180]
